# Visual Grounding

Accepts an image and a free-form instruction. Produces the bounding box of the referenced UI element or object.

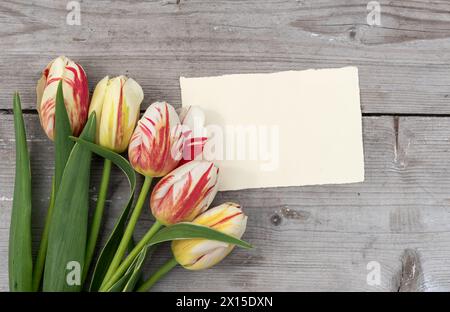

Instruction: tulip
[151,160,219,226]
[172,202,247,270]
[129,101,184,177]
[36,56,89,140]
[89,75,144,153]
[178,106,208,166]
[84,76,144,278]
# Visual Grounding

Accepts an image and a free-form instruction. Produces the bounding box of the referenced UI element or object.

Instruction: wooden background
[1,0,450,291]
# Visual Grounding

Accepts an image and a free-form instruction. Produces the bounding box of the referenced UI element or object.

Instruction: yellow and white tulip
[88,75,144,153]
[172,202,247,270]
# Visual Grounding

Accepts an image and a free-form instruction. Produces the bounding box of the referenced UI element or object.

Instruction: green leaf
[54,80,74,191]
[122,246,155,292]
[43,113,96,291]
[105,246,154,292]
[32,81,73,291]
[104,251,140,292]
[9,92,33,291]
[70,138,137,291]
[148,223,253,249]
[103,272,130,292]
[70,138,135,187]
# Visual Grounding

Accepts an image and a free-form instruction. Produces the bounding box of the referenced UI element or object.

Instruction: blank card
[180,67,364,191]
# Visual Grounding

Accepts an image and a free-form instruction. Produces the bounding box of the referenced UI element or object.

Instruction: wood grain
[1,114,450,291]
[2,0,450,292]
[1,1,450,113]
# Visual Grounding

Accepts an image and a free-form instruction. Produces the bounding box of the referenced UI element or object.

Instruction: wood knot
[270,214,282,226]
[281,207,310,220]
[396,249,423,292]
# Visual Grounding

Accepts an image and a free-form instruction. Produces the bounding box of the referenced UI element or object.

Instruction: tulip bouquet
[9,56,251,292]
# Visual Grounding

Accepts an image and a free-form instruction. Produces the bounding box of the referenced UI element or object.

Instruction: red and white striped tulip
[150,160,219,225]
[178,106,208,166]
[36,56,89,140]
[88,76,144,153]
[171,202,247,270]
[128,102,184,177]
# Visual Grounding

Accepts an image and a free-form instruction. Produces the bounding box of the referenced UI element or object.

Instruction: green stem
[83,158,112,282]
[100,176,153,289]
[32,178,56,291]
[100,220,162,291]
[137,258,178,292]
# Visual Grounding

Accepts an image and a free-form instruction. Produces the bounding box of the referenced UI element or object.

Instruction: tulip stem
[100,220,162,291]
[83,158,112,282]
[100,175,154,290]
[137,258,178,292]
[32,178,56,291]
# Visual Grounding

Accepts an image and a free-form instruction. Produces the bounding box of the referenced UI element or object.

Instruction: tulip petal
[89,76,109,142]
[99,76,123,151]
[178,106,208,165]
[150,161,219,225]
[36,56,89,140]
[118,77,143,152]
[36,75,46,115]
[129,102,183,176]
[62,59,89,137]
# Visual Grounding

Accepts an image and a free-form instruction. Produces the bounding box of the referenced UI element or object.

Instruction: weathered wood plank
[1,0,450,113]
[1,114,450,291]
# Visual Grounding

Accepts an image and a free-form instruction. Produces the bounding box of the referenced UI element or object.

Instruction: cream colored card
[180,67,364,191]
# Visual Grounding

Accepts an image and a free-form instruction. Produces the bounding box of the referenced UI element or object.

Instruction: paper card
[180,67,364,191]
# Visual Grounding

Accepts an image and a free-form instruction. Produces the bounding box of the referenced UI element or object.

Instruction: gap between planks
[4,109,450,119]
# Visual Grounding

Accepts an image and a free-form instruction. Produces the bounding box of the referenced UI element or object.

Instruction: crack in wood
[289,5,450,45]
[393,116,400,164]
[5,109,450,118]
[392,116,411,169]
[396,249,423,292]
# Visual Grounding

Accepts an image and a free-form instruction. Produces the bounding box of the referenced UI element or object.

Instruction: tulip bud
[150,160,219,225]
[36,56,89,140]
[128,102,184,177]
[171,202,247,270]
[88,76,144,153]
[178,106,208,166]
